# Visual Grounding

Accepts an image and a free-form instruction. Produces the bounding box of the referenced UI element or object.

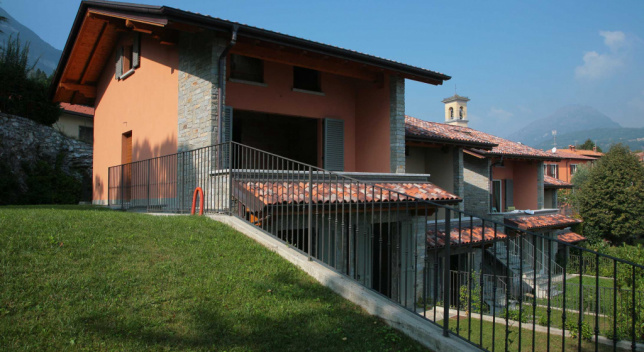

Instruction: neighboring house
[54,102,94,144]
[50,0,458,305]
[634,151,644,164]
[405,96,585,306]
[406,95,564,217]
[542,145,598,183]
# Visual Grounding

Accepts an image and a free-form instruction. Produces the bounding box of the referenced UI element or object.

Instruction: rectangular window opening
[293,66,321,92]
[230,54,264,83]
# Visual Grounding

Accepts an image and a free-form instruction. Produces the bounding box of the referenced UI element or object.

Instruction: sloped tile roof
[405,116,560,160]
[235,181,461,210]
[505,214,582,230]
[427,226,507,248]
[60,102,94,117]
[557,232,587,243]
[405,116,495,148]
[544,175,573,189]
[549,149,596,160]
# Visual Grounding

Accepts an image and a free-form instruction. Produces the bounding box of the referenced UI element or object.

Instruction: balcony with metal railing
[108,141,644,351]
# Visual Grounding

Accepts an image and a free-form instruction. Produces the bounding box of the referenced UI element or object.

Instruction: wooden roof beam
[230,41,379,82]
[60,83,96,99]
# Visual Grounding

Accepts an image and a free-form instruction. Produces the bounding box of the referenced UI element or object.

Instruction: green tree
[576,144,644,244]
[0,34,60,125]
[577,138,603,153]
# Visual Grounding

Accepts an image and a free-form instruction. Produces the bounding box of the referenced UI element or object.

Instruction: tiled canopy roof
[505,214,582,230]
[544,175,573,189]
[557,232,587,243]
[405,116,560,160]
[235,181,461,210]
[427,226,507,248]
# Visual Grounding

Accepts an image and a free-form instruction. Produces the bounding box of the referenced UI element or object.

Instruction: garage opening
[232,110,318,166]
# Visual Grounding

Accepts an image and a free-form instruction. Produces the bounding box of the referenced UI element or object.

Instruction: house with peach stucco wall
[49,0,451,206]
[50,0,466,305]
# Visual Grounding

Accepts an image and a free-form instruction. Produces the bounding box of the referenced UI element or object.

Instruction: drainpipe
[217,25,239,144]
[489,156,504,213]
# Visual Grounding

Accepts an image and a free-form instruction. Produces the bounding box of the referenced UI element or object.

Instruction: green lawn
[0,206,427,351]
[443,316,626,352]
[567,275,616,288]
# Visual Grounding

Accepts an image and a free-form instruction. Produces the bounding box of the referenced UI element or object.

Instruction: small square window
[230,54,263,83]
[79,126,93,145]
[293,66,321,92]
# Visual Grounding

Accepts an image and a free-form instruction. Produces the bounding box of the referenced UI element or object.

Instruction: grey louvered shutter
[115,46,123,79]
[505,179,514,209]
[324,118,344,171]
[132,33,141,69]
[221,106,233,168]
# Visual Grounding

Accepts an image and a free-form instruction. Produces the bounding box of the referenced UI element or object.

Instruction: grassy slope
[0,206,427,351]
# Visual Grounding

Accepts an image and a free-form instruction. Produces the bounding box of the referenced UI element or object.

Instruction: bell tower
[442,94,470,127]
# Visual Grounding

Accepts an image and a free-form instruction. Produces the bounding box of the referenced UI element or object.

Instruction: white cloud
[575,30,630,80]
[600,30,626,52]
[489,107,514,121]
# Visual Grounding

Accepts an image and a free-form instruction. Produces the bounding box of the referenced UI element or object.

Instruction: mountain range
[508,105,644,151]
[0,6,62,75]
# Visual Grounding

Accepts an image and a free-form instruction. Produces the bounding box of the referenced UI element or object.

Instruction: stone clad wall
[463,154,490,217]
[389,75,405,174]
[0,112,93,193]
[177,33,227,152]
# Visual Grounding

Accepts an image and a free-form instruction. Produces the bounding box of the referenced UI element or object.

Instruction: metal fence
[108,141,644,352]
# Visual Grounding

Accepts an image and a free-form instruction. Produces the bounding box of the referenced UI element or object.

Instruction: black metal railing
[108,141,644,351]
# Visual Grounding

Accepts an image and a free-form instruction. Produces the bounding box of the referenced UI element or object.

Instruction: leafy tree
[577,138,603,153]
[0,34,60,125]
[575,144,644,244]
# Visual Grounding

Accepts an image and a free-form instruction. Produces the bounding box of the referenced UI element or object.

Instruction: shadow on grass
[0,204,114,211]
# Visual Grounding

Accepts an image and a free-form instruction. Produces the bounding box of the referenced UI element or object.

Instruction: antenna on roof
[552,130,557,148]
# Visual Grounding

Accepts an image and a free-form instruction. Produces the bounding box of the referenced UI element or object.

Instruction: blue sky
[3,0,644,137]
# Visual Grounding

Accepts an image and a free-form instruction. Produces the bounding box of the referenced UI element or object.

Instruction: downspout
[217,25,239,144]
[489,156,504,213]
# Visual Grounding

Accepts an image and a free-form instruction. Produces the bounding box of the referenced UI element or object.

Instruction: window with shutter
[505,179,514,210]
[115,33,140,80]
[324,118,344,171]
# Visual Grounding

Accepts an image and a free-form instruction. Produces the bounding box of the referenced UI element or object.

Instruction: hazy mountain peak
[0,7,62,75]
[509,105,621,147]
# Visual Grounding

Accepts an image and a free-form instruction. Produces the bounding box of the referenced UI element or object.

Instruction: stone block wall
[0,112,93,201]
[177,32,227,152]
[463,154,490,217]
[537,161,544,209]
[452,148,464,211]
[389,75,405,174]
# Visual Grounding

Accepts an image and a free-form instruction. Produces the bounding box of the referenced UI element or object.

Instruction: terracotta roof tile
[60,102,94,116]
[405,116,560,160]
[549,149,596,160]
[505,214,582,230]
[427,226,506,248]
[405,116,495,148]
[544,175,573,189]
[557,232,587,243]
[235,181,461,210]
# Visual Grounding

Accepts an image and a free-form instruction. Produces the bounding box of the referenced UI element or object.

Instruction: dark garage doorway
[233,110,318,166]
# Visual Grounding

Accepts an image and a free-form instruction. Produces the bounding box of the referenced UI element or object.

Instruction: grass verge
[0,206,427,351]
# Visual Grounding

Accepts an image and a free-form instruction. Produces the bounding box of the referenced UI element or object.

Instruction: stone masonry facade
[177,32,227,152]
[463,154,490,218]
[452,148,464,211]
[389,75,405,174]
